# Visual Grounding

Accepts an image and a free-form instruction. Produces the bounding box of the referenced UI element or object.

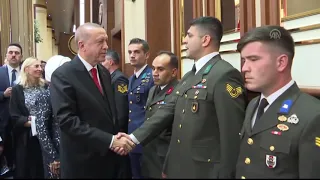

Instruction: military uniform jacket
[141,79,179,178]
[111,69,129,133]
[132,55,247,178]
[236,83,320,179]
[128,65,154,154]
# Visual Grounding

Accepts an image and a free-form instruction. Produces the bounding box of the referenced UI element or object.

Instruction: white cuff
[129,134,140,145]
[109,135,115,148]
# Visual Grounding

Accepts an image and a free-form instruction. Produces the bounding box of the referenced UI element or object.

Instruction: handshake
[110,133,136,156]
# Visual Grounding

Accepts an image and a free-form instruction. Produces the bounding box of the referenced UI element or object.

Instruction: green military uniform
[141,79,179,178]
[132,54,247,178]
[236,83,320,179]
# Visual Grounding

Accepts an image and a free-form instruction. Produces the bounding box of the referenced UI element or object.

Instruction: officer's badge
[136,94,141,102]
[278,115,287,122]
[191,102,198,113]
[117,84,128,93]
[315,137,320,147]
[166,87,174,95]
[201,79,206,83]
[287,114,299,124]
[226,83,242,98]
[266,155,277,168]
[277,124,289,131]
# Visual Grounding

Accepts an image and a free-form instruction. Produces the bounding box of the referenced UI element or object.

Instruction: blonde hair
[19,57,46,88]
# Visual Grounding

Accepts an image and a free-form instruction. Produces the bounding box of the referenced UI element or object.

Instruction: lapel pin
[195,90,199,95]
[201,79,206,83]
[278,115,287,122]
[277,124,289,131]
[287,114,299,124]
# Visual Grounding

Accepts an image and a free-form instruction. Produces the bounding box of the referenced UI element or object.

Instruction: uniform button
[179,124,182,128]
[247,138,253,145]
[149,107,152,111]
[130,92,133,95]
[144,106,146,109]
[184,94,187,98]
[147,118,150,120]
[194,96,198,99]
[176,91,179,94]
[207,159,211,162]
[128,119,131,122]
[182,109,185,113]
[245,157,250,164]
[177,139,180,143]
[270,146,275,151]
[129,110,132,113]
[241,176,246,179]
[130,101,133,104]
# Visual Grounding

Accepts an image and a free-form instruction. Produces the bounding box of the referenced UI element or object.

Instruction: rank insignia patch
[315,137,320,147]
[118,84,128,93]
[191,102,198,113]
[226,83,242,98]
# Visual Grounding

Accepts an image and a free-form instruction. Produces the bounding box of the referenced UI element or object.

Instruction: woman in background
[9,57,47,178]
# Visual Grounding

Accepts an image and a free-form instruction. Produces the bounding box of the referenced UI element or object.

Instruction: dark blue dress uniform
[128,65,154,178]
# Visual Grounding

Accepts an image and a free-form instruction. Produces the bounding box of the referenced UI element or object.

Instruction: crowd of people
[0,16,320,179]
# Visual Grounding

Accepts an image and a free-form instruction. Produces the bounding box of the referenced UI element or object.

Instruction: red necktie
[90,67,103,94]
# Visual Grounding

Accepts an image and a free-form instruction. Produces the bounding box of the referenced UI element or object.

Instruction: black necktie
[11,69,16,86]
[192,64,196,73]
[255,98,269,124]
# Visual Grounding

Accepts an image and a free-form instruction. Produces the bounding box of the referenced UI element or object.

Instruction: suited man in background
[101,49,132,179]
[236,25,320,179]
[141,51,179,179]
[0,43,22,177]
[49,23,135,178]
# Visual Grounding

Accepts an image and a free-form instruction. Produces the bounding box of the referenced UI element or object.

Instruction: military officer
[127,38,154,179]
[235,25,320,179]
[116,16,247,178]
[101,49,131,179]
[141,51,179,179]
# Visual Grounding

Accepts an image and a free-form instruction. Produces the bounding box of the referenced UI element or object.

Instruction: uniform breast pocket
[132,87,145,103]
[260,135,291,155]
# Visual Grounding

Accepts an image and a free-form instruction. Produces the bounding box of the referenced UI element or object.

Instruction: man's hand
[3,87,12,98]
[111,135,135,155]
[24,120,31,127]
[162,172,167,179]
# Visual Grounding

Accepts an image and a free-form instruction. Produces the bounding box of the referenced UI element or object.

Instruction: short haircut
[75,22,102,46]
[237,25,295,61]
[8,43,23,55]
[189,16,223,48]
[157,50,179,69]
[129,38,150,53]
[106,49,120,65]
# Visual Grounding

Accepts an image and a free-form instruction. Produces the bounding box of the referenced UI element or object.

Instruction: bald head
[75,23,103,47]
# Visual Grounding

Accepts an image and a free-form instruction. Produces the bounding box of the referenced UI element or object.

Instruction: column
[10,0,34,59]
[0,0,11,65]
[46,17,53,60]
[34,0,49,61]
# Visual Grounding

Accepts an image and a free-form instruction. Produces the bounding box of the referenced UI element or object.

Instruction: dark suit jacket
[111,69,129,133]
[141,79,179,178]
[132,55,247,178]
[0,66,11,140]
[50,56,120,178]
[236,83,320,179]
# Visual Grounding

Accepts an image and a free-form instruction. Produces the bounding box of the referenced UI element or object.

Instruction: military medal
[136,94,141,102]
[191,102,198,113]
[277,124,289,131]
[201,79,206,83]
[287,114,299,124]
[278,115,287,122]
[266,155,277,168]
[271,131,282,136]
[195,90,199,95]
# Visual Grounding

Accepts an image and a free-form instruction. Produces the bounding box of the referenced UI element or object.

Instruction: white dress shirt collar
[78,54,98,71]
[135,64,148,78]
[194,52,219,74]
[260,80,295,106]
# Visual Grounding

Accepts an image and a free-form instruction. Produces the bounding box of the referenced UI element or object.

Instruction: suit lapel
[131,66,150,91]
[251,83,301,136]
[4,66,10,87]
[73,57,113,123]
[149,80,178,106]
[98,64,117,123]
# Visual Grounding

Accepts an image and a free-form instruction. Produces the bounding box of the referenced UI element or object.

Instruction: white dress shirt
[251,80,295,127]
[135,64,148,78]
[194,52,219,74]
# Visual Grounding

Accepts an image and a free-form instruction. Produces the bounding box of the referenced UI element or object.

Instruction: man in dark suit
[235,26,320,179]
[141,51,179,179]
[0,43,22,177]
[116,17,247,178]
[101,49,132,179]
[127,38,154,179]
[49,23,135,179]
